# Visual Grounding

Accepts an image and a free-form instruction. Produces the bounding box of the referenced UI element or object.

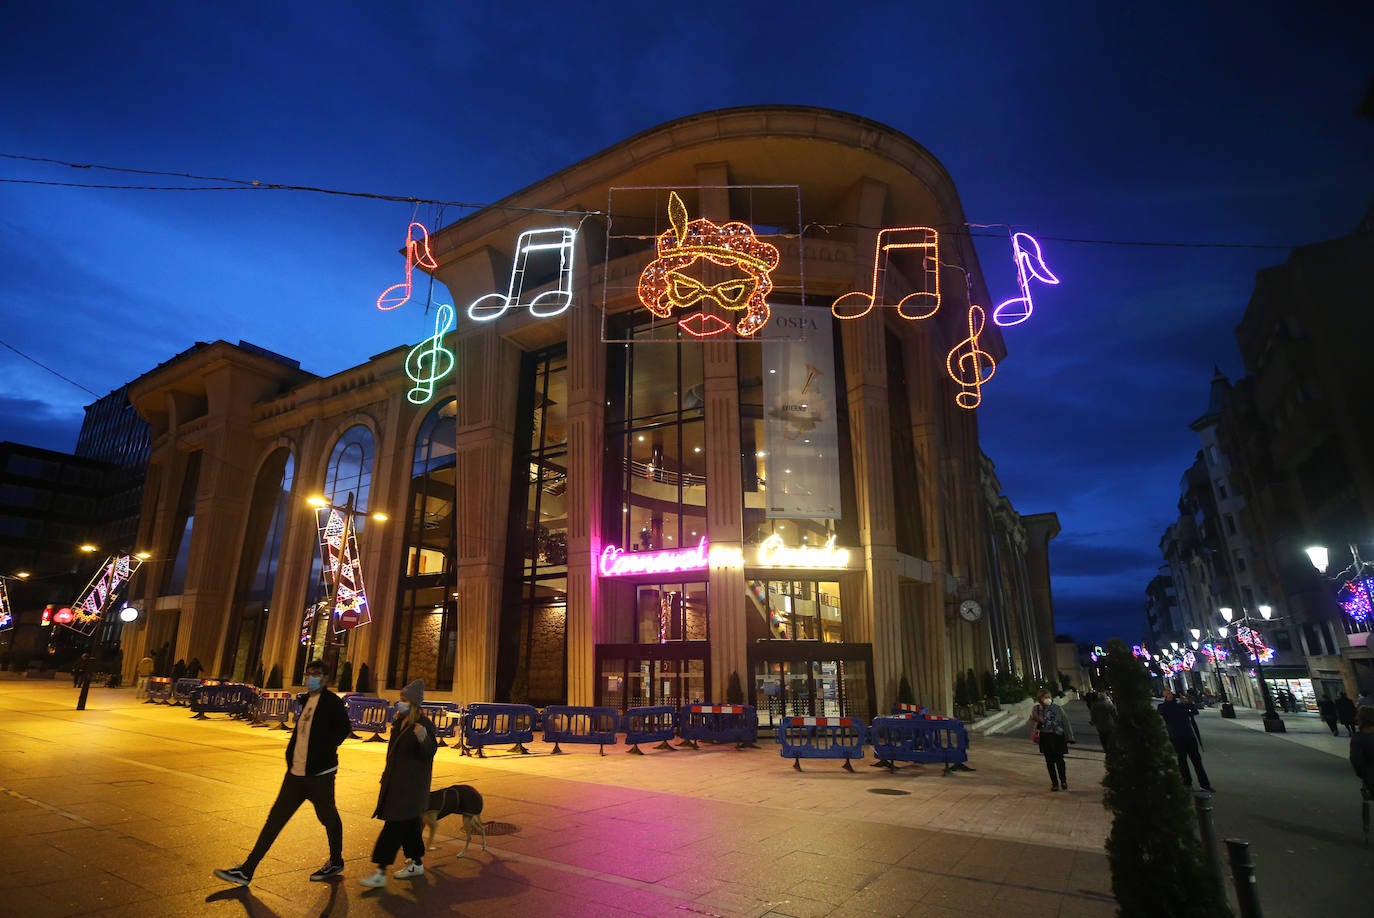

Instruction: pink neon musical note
[832,226,941,321]
[992,232,1058,327]
[377,222,439,311]
[945,304,996,409]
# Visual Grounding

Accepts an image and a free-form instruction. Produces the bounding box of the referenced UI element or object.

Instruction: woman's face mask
[305,675,323,692]
[395,701,411,715]
[1040,697,1051,706]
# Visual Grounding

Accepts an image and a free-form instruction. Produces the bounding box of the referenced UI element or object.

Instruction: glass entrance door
[748,648,873,728]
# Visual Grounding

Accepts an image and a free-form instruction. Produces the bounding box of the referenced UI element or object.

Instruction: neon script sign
[832,226,941,321]
[599,537,710,577]
[755,534,851,569]
[638,192,780,338]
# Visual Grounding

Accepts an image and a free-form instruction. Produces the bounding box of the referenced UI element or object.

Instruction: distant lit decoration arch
[63,553,144,637]
[637,192,780,338]
[831,226,941,321]
[992,232,1058,327]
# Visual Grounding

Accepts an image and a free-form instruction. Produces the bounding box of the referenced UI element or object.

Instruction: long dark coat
[373,713,438,821]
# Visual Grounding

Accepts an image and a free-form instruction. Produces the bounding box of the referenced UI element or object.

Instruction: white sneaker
[359,868,387,888]
[394,859,425,878]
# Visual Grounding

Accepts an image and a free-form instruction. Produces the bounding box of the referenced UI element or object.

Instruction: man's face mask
[306,674,324,691]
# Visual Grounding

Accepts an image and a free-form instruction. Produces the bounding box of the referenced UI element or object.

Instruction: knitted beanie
[402,679,425,705]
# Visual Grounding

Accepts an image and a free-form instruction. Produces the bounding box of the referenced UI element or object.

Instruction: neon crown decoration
[637,191,781,338]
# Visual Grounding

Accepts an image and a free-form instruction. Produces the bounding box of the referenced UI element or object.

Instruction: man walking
[1158,689,1214,792]
[214,659,352,886]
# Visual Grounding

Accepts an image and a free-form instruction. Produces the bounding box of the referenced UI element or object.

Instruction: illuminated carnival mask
[637,191,780,338]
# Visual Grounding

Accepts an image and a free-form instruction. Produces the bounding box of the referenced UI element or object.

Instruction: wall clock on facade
[959,599,983,623]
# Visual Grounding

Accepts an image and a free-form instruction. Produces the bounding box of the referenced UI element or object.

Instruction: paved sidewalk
[1215,704,1357,759]
[0,680,1115,917]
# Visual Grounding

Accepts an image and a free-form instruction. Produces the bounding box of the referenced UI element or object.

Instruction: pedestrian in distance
[1158,689,1214,792]
[1317,693,1339,736]
[1351,706,1374,799]
[171,658,186,682]
[1089,692,1118,753]
[360,679,439,889]
[186,656,203,680]
[136,653,154,697]
[72,652,89,688]
[1335,691,1358,737]
[1029,689,1076,792]
[214,659,351,888]
[1358,689,1374,709]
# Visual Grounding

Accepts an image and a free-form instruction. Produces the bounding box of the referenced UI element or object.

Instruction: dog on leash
[422,784,486,857]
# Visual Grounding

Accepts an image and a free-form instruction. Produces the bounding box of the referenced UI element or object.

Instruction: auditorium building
[119,107,1059,721]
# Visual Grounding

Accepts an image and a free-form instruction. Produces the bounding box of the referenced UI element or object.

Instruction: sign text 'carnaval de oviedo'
[597,534,853,578]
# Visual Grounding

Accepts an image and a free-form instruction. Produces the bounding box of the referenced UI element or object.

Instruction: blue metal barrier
[870,715,972,775]
[345,695,394,742]
[775,716,867,772]
[145,676,173,704]
[623,705,678,754]
[541,705,619,755]
[420,701,463,746]
[189,683,257,720]
[252,690,295,730]
[677,704,760,750]
[172,678,204,706]
[463,703,538,757]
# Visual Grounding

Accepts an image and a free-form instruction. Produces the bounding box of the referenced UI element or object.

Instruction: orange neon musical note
[832,226,941,321]
[377,222,439,311]
[945,304,996,409]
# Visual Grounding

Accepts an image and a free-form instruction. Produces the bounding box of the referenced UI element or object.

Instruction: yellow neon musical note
[467,227,578,322]
[405,304,456,405]
[832,226,941,321]
[945,304,996,409]
[377,222,439,311]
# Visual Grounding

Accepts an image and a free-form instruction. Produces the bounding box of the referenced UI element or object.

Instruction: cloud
[0,395,82,451]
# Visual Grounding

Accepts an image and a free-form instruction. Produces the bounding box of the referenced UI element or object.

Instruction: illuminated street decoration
[1236,625,1274,664]
[831,226,941,321]
[467,227,578,322]
[0,577,11,631]
[945,304,996,409]
[377,222,439,311]
[61,553,144,637]
[599,537,710,577]
[992,232,1059,327]
[1339,577,1373,624]
[755,534,851,569]
[1182,650,1197,670]
[637,192,780,338]
[317,507,371,632]
[405,303,456,405]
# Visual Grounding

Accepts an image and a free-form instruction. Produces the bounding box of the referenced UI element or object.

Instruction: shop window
[748,578,842,642]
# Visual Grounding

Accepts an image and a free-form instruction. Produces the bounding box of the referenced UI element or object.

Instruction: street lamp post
[1220,604,1285,733]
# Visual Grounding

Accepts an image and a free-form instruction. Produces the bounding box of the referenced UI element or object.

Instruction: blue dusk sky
[1,2,1370,646]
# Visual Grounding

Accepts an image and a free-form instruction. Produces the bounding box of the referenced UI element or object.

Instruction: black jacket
[1158,698,1201,742]
[1351,731,1374,794]
[284,689,351,776]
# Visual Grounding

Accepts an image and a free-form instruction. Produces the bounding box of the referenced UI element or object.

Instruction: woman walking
[1029,690,1076,791]
[360,680,438,889]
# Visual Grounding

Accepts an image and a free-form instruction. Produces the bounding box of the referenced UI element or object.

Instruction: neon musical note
[405,304,456,405]
[945,304,996,409]
[377,222,439,311]
[637,192,781,338]
[466,227,578,322]
[992,232,1058,327]
[832,226,940,321]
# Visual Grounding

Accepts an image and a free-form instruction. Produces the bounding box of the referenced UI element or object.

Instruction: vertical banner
[760,304,841,519]
[61,554,143,637]
[317,508,371,633]
[0,576,12,631]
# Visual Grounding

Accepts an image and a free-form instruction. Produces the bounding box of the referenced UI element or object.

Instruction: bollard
[1224,838,1263,918]
[1192,792,1226,906]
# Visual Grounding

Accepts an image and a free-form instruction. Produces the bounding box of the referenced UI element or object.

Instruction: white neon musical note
[832,226,941,321]
[992,232,1058,327]
[466,227,578,322]
[377,222,439,311]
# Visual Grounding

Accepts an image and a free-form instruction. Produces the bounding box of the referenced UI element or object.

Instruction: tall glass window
[163,452,202,595]
[390,399,458,691]
[498,349,569,705]
[298,424,375,683]
[223,449,293,682]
